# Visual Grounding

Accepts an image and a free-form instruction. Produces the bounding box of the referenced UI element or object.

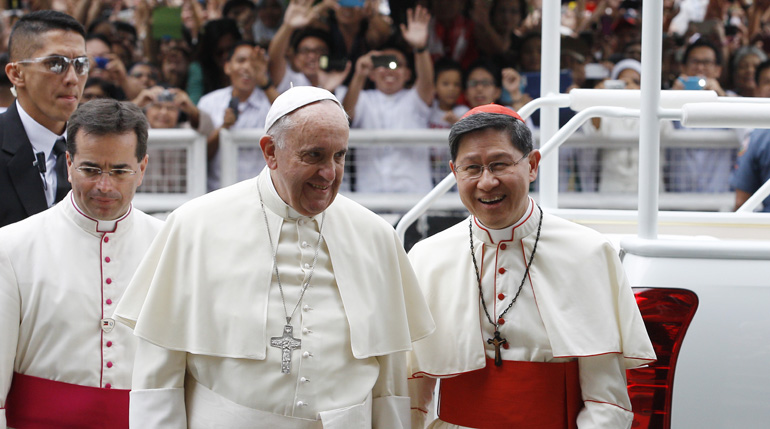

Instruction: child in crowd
[429,57,469,129]
[464,59,503,108]
[429,57,468,186]
[342,6,434,193]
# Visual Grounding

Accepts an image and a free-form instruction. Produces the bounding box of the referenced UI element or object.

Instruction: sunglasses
[14,55,90,76]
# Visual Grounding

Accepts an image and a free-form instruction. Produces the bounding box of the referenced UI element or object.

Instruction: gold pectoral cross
[487,330,507,367]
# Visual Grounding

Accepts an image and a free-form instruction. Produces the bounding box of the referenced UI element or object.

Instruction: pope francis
[115,86,435,428]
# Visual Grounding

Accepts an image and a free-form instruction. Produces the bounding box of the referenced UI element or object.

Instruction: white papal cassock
[407,199,656,429]
[0,193,163,427]
[115,168,435,428]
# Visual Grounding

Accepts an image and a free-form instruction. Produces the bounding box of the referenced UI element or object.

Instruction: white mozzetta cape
[116,169,435,359]
[408,202,655,377]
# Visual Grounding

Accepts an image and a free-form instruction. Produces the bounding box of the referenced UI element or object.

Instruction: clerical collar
[16,100,64,160]
[257,167,323,223]
[472,198,537,245]
[69,193,131,233]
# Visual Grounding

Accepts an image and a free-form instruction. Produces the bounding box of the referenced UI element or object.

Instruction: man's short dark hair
[448,112,533,162]
[464,59,502,89]
[8,10,85,61]
[434,57,463,84]
[227,40,257,61]
[223,0,257,16]
[682,38,722,66]
[67,99,148,161]
[756,59,770,85]
[290,28,331,53]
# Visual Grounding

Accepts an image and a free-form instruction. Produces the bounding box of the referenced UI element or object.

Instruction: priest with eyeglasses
[115,86,435,428]
[407,104,656,429]
[0,99,163,428]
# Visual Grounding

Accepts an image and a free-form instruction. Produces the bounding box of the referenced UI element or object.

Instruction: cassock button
[302,241,309,248]
[106,299,113,305]
[498,293,505,300]
[300,377,309,383]
[103,237,109,243]
[303,263,310,269]
[106,341,113,347]
[297,401,307,407]
[498,267,506,274]
[498,318,505,325]
[106,361,113,368]
[303,351,312,358]
[500,243,507,250]
[303,305,312,312]
[106,278,112,285]
[105,383,112,389]
[302,328,311,334]
[105,257,111,263]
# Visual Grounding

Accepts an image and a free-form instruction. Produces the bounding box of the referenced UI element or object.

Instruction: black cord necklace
[469,204,543,367]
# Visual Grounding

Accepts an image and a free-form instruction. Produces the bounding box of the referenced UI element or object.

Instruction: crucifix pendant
[270,324,302,374]
[487,330,507,367]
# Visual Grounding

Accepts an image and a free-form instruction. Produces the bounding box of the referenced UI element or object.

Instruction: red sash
[5,372,129,429]
[438,359,582,429]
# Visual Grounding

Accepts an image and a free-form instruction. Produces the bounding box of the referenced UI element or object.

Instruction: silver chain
[258,185,326,325]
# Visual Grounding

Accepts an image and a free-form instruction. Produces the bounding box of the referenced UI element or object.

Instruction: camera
[338,0,365,7]
[157,89,175,102]
[681,76,706,90]
[94,56,109,70]
[371,55,398,70]
[319,55,348,72]
[603,79,627,89]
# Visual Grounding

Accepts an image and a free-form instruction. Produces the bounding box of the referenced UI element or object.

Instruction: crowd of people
[2,0,770,201]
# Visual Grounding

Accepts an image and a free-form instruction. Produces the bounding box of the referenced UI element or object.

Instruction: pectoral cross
[270,324,302,374]
[487,330,507,367]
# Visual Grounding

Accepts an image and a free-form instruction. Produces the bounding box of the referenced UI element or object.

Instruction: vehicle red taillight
[627,288,699,429]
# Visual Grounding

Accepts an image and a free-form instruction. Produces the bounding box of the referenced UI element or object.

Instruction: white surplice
[407,199,656,429]
[0,193,163,426]
[115,168,435,428]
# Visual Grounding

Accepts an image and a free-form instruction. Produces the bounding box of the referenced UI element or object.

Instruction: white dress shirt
[16,100,64,206]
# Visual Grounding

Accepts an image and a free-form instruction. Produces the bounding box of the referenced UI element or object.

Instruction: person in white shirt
[0,99,164,428]
[197,40,278,190]
[267,0,351,95]
[115,86,435,428]
[407,104,655,429]
[342,5,435,193]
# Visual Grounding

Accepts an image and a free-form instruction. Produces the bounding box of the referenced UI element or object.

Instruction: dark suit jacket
[0,103,70,228]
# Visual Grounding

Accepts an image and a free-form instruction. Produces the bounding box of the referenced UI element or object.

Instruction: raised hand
[399,5,431,50]
[318,61,352,93]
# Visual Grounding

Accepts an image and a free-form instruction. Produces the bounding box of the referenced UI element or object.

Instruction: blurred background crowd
[2,0,768,197]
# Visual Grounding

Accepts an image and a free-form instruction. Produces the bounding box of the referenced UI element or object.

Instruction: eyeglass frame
[75,166,138,180]
[13,55,91,76]
[453,153,530,180]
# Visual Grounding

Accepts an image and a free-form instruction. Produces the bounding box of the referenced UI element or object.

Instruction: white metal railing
[133,128,207,213]
[134,125,748,215]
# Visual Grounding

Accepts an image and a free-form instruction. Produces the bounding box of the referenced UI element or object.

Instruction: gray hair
[732,45,768,72]
[66,99,149,160]
[266,99,348,149]
[448,113,533,161]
